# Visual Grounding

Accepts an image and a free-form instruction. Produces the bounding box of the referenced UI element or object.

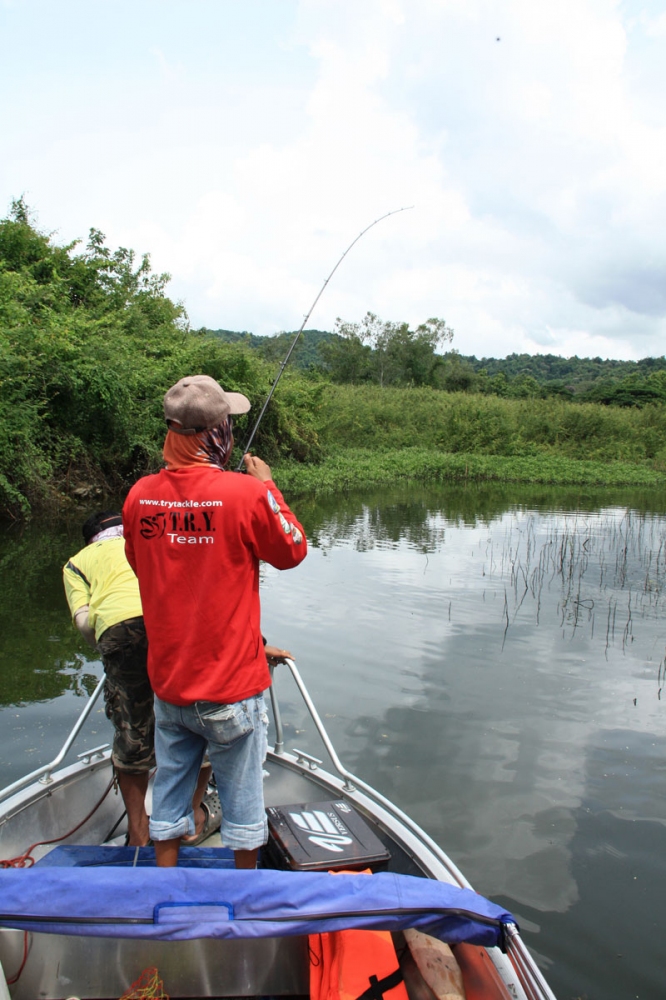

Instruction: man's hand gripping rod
[236,206,413,470]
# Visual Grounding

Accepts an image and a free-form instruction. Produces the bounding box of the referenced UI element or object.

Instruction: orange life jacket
[310,928,409,1000]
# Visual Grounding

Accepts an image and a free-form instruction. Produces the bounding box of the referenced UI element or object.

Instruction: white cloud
[639,10,666,36]
[1,0,666,358]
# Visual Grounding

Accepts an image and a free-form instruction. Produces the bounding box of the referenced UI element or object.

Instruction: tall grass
[315,385,666,464]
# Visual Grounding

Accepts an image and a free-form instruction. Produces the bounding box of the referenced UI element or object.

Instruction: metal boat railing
[271,660,557,1000]
[0,675,108,805]
[271,660,472,883]
[1,659,557,1000]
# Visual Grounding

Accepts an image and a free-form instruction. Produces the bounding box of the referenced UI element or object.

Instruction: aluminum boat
[0,660,557,1000]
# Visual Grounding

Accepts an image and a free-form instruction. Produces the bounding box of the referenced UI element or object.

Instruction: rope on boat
[0,777,118,987]
[118,966,169,999]
[4,930,29,985]
[0,775,116,869]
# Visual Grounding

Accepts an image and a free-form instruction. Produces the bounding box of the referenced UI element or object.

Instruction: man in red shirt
[123,374,307,868]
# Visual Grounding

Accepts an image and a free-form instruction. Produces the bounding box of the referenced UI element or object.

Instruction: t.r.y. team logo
[139,513,166,539]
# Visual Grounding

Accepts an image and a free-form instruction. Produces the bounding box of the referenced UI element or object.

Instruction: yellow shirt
[63,537,142,641]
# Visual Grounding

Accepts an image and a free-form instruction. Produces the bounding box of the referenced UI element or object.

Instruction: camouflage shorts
[97,617,156,774]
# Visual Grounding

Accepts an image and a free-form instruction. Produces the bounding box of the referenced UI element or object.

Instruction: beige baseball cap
[164,375,251,435]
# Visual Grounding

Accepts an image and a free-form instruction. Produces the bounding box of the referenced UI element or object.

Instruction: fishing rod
[236,206,414,469]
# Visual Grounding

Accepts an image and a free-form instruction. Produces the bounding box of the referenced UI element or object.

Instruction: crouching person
[63,511,156,846]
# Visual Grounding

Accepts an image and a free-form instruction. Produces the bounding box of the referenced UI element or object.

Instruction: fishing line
[236,205,414,469]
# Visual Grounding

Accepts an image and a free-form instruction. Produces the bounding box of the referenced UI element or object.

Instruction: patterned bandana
[163,417,234,471]
[90,525,124,544]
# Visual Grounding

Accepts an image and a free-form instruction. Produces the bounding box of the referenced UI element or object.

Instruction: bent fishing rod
[236,206,413,470]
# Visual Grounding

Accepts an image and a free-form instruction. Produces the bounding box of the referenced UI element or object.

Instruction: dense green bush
[0,203,321,517]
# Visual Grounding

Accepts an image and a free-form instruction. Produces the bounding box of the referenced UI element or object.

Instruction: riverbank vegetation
[2,203,665,519]
[277,448,666,498]
[314,385,666,462]
[0,201,321,516]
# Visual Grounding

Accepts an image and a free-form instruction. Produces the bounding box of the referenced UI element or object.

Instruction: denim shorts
[149,693,269,851]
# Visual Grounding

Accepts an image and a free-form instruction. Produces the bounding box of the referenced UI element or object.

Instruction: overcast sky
[2,0,666,360]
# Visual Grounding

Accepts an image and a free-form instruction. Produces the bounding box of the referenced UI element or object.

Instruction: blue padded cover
[0,868,515,948]
[33,845,235,868]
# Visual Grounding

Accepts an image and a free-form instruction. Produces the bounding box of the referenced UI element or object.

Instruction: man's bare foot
[182,804,206,844]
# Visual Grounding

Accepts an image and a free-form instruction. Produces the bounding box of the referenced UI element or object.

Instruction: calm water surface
[1,483,665,1000]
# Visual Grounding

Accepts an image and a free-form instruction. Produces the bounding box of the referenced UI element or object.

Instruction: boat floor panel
[0,928,310,1000]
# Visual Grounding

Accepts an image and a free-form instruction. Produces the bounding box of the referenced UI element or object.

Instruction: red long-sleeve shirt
[123,466,307,705]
